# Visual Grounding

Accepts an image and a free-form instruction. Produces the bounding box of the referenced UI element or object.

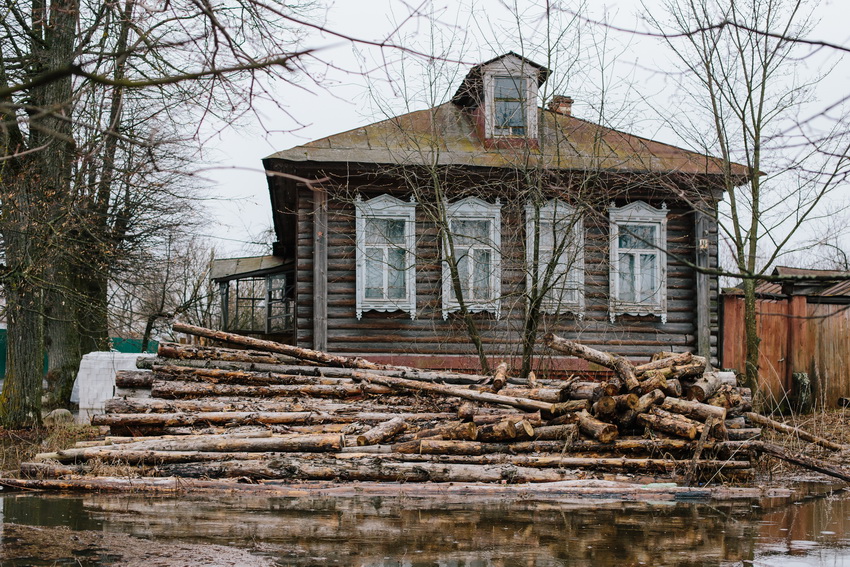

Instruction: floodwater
[1,483,849,566]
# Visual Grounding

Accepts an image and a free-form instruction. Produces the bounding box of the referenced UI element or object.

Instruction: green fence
[0,330,158,377]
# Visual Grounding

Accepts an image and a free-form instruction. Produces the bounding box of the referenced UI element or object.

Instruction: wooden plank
[695,212,711,361]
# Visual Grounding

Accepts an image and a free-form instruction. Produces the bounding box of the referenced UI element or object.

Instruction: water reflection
[1,485,849,566]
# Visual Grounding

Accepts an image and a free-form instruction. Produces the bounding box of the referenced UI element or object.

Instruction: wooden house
[217,53,748,374]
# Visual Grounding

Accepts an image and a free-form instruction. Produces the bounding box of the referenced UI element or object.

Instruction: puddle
[2,483,849,566]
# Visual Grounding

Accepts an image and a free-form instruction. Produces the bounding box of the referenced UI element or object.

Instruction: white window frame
[525,199,584,317]
[355,194,417,320]
[609,201,668,323]
[482,58,539,140]
[442,197,502,319]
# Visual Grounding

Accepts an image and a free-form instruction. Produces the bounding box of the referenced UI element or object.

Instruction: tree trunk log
[577,410,618,443]
[661,397,727,423]
[356,417,407,446]
[497,387,565,403]
[744,412,846,451]
[150,381,391,400]
[634,352,693,375]
[544,333,640,393]
[637,412,697,440]
[413,421,478,441]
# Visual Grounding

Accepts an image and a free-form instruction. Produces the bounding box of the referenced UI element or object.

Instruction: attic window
[494,76,526,136]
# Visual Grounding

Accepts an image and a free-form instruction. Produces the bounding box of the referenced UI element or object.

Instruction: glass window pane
[452,220,489,246]
[496,100,525,128]
[639,254,657,304]
[387,248,406,299]
[456,254,470,298]
[365,247,383,299]
[495,76,523,99]
[364,218,385,245]
[473,249,491,300]
[619,224,656,249]
[619,253,636,302]
[386,219,405,245]
[537,221,555,250]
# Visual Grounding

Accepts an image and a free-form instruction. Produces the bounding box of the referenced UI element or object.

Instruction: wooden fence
[721,294,850,408]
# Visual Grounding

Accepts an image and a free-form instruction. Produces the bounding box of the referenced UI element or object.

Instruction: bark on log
[413,421,478,441]
[577,410,618,443]
[562,381,607,401]
[706,385,744,409]
[744,441,850,483]
[686,372,724,402]
[91,411,315,428]
[661,397,727,422]
[477,419,521,442]
[637,412,697,440]
[612,393,639,411]
[150,381,392,400]
[158,342,302,365]
[591,396,617,418]
[544,334,640,393]
[726,428,762,441]
[532,424,578,441]
[743,412,846,451]
[638,373,668,395]
[634,352,693,375]
[151,457,577,483]
[662,379,683,398]
[356,417,408,446]
[115,371,153,388]
[492,362,508,392]
[457,402,476,422]
[352,371,558,414]
[152,366,348,386]
[497,387,565,403]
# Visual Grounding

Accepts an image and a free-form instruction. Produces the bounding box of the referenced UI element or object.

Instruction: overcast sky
[198,0,850,260]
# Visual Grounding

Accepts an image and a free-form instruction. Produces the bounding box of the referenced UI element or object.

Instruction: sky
[198,0,850,263]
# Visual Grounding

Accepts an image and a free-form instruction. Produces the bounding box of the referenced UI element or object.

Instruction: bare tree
[646,0,850,391]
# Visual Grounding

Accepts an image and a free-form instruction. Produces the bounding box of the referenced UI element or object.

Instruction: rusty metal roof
[267,102,749,178]
[733,266,850,297]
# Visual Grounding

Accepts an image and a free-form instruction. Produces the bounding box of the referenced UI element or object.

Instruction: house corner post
[313,187,328,352]
[695,212,711,361]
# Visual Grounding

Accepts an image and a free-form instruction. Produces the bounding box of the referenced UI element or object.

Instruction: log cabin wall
[291,172,719,374]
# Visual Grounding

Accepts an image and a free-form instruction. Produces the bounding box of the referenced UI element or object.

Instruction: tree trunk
[0,283,45,428]
[742,278,761,393]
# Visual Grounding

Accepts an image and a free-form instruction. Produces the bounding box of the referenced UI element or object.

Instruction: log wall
[287,181,718,374]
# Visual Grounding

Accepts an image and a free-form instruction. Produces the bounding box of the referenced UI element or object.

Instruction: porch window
[220,273,293,333]
[355,194,417,319]
[525,200,584,317]
[442,197,502,319]
[609,202,668,323]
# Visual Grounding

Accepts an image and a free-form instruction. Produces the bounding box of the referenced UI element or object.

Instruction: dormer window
[494,76,526,136]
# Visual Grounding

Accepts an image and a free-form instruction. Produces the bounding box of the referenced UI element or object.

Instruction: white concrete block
[76,352,153,422]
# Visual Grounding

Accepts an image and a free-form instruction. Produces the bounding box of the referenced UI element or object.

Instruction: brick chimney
[548,95,574,116]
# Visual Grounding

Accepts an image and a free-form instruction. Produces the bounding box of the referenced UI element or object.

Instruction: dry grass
[0,422,102,478]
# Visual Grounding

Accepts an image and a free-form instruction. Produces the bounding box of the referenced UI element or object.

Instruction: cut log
[152,366,347,386]
[544,334,641,393]
[662,379,683,398]
[115,370,154,388]
[638,372,668,395]
[413,421,478,441]
[157,342,302,365]
[492,362,508,392]
[91,411,315,428]
[686,372,726,401]
[634,352,693,375]
[352,371,558,414]
[744,441,850,483]
[527,371,538,388]
[591,396,617,418]
[477,419,521,442]
[577,410,618,443]
[706,384,744,409]
[497,387,565,403]
[150,381,392,399]
[726,428,762,441]
[551,399,591,414]
[612,393,639,411]
[744,412,846,451]
[637,412,697,440]
[356,417,408,446]
[562,381,606,401]
[457,402,476,422]
[532,424,578,441]
[661,397,727,423]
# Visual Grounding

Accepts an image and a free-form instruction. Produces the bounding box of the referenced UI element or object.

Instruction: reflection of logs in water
[73,494,784,566]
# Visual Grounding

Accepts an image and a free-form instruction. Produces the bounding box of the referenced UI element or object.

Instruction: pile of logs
[18,325,850,487]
